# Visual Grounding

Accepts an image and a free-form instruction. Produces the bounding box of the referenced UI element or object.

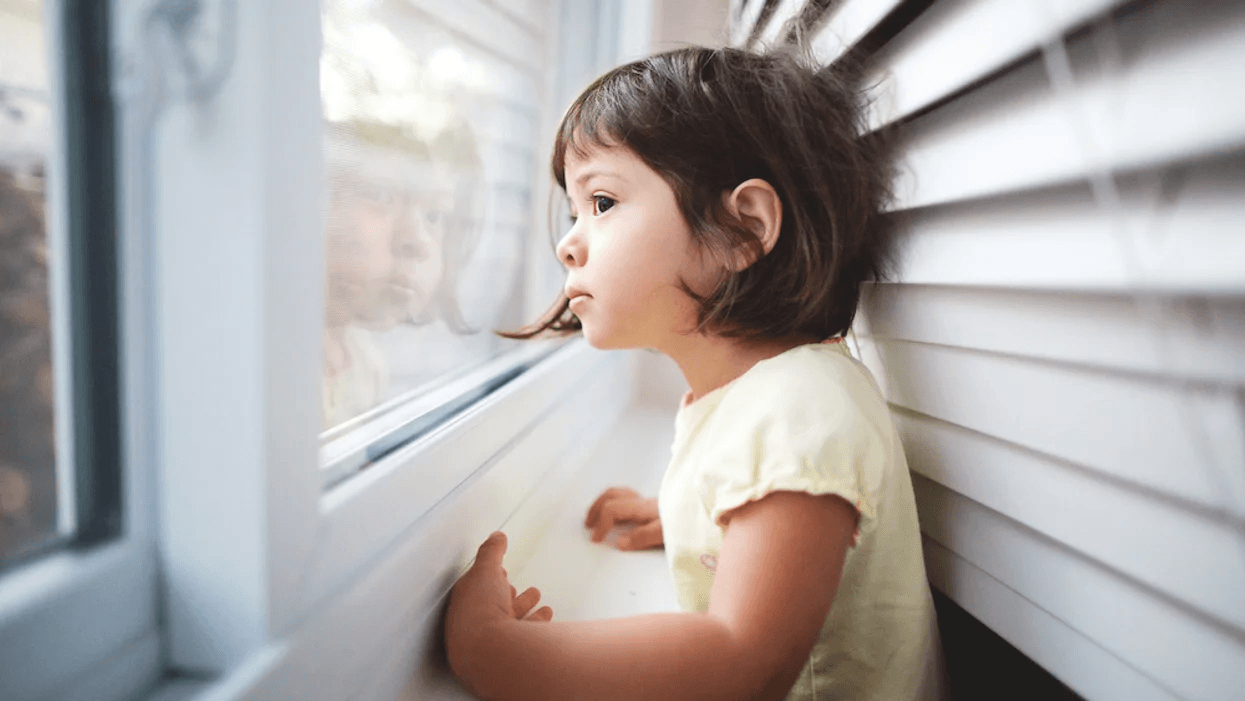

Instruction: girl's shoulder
[734,341,876,402]
[694,342,889,435]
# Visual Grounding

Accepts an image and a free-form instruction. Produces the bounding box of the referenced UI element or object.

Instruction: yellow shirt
[658,341,946,701]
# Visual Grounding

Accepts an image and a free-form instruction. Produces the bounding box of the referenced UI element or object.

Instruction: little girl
[444,46,945,701]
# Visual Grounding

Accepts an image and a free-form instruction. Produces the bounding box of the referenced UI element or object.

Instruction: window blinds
[732,2,1245,700]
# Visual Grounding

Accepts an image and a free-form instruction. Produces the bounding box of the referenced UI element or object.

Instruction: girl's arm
[445,490,858,701]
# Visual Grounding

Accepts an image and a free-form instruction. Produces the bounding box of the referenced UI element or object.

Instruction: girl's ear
[725,178,783,271]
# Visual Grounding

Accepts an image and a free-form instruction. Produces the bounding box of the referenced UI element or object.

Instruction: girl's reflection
[322,120,481,428]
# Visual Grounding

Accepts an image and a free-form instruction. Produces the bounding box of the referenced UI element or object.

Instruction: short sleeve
[693,349,889,540]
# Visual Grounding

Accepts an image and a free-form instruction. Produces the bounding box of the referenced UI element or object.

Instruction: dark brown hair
[505,45,895,342]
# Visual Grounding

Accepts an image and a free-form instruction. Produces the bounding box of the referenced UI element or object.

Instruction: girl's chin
[581,324,641,351]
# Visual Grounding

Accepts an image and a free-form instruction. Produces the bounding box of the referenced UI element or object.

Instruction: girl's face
[557,144,720,350]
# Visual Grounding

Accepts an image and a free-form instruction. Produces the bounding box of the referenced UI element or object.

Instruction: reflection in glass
[320,1,529,431]
[1,0,60,562]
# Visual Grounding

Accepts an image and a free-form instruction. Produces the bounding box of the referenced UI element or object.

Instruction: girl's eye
[592,195,616,215]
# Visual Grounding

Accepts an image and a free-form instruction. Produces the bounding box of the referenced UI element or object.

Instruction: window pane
[320,1,543,432]
[0,0,61,562]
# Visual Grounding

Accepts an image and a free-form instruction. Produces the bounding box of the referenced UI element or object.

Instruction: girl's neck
[662,332,819,404]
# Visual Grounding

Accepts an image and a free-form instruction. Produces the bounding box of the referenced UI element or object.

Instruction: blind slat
[811,0,903,64]
[859,286,1245,384]
[866,0,1122,127]
[870,339,1245,523]
[732,0,772,46]
[894,4,1245,209]
[919,483,1245,701]
[887,157,1245,292]
[901,411,1245,633]
[755,0,805,47]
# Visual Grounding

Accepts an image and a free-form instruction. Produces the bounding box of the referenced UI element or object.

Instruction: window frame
[139,0,642,678]
[2,1,647,696]
[0,2,160,700]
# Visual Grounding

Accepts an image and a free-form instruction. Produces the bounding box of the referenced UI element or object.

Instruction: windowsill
[508,399,682,621]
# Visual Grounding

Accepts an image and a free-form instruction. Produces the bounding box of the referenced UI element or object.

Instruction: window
[0,2,154,700]
[320,1,531,428]
[0,1,645,698]
[140,0,639,687]
[1,0,121,569]
[317,0,560,486]
[0,3,61,561]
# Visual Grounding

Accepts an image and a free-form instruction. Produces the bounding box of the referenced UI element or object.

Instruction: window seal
[319,339,567,489]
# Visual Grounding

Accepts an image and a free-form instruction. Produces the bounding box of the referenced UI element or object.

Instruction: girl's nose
[555,226,586,269]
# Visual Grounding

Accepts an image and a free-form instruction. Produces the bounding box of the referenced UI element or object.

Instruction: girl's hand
[445,533,553,686]
[584,487,663,550]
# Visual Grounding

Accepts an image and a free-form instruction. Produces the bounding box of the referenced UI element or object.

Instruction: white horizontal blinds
[889,4,1245,211]
[754,0,804,47]
[863,0,1125,127]
[732,1,1245,700]
[810,0,903,62]
[731,0,773,46]
[880,3,1245,701]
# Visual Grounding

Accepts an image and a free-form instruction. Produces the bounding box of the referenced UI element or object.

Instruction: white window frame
[130,0,648,686]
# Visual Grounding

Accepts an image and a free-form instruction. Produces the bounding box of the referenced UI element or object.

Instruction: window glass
[320,0,542,432]
[0,0,61,562]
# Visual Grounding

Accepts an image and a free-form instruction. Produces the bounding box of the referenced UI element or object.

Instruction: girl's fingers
[590,505,616,542]
[528,605,553,622]
[474,532,507,570]
[584,487,638,526]
[585,489,620,526]
[591,500,656,542]
[617,519,663,551]
[512,586,542,618]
